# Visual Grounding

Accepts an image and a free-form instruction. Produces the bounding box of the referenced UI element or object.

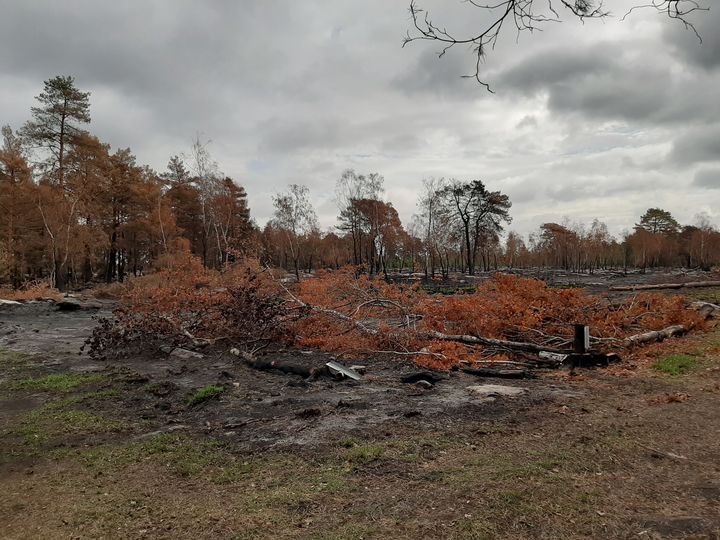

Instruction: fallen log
[230,348,326,378]
[610,280,720,292]
[624,325,686,345]
[462,366,530,379]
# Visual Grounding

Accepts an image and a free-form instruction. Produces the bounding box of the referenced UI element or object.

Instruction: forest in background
[1,76,719,291]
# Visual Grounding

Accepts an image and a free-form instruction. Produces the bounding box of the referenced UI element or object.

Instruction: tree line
[1,76,718,290]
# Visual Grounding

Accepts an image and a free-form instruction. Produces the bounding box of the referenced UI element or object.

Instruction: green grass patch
[12,372,104,392]
[20,408,126,445]
[345,442,385,465]
[652,354,696,376]
[187,385,224,406]
[44,389,120,410]
[76,434,345,493]
[0,349,30,366]
[686,287,720,304]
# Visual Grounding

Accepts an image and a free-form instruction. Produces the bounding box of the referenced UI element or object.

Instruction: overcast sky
[1,1,718,238]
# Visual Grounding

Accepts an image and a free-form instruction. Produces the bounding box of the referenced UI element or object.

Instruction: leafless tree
[272,184,319,280]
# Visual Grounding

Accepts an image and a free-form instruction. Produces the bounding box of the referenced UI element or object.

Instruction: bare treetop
[403,0,708,91]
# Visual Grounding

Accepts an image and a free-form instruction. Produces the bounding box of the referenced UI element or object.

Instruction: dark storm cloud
[495,43,717,126]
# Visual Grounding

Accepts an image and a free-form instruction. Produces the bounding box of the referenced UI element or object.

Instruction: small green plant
[346,443,385,465]
[652,354,696,376]
[188,385,224,406]
[12,373,104,392]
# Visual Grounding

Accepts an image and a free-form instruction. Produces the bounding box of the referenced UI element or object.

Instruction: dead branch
[691,301,720,319]
[367,349,447,359]
[426,330,569,354]
[181,329,229,347]
[271,270,381,337]
[609,281,720,292]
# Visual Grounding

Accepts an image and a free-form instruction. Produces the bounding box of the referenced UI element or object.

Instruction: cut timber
[624,325,686,345]
[610,280,720,292]
[426,330,568,354]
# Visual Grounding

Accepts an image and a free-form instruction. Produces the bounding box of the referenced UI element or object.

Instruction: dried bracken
[91,260,706,371]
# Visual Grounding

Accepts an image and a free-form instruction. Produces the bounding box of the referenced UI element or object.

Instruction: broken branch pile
[90,257,710,372]
[291,270,707,370]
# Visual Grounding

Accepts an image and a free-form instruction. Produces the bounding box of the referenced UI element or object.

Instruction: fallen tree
[610,281,720,292]
[89,258,710,371]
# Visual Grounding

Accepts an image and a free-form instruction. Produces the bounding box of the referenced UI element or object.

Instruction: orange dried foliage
[291,271,705,370]
[0,281,62,301]
[89,254,286,357]
[418,275,704,342]
[293,267,423,357]
[91,261,706,372]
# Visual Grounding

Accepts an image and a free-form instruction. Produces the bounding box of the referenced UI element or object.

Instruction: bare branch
[404,0,707,89]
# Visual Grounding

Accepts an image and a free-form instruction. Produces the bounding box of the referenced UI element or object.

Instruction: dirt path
[1,302,719,539]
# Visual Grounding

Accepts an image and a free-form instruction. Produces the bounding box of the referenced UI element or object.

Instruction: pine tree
[20,75,91,187]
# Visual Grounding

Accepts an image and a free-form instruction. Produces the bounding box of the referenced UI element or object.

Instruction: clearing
[1,287,720,539]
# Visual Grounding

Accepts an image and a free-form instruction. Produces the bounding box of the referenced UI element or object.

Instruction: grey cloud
[498,47,617,94]
[2,1,719,237]
[516,115,538,129]
[257,118,346,155]
[693,169,720,189]
[665,6,720,71]
[669,124,720,165]
[496,39,720,127]
[393,47,489,99]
